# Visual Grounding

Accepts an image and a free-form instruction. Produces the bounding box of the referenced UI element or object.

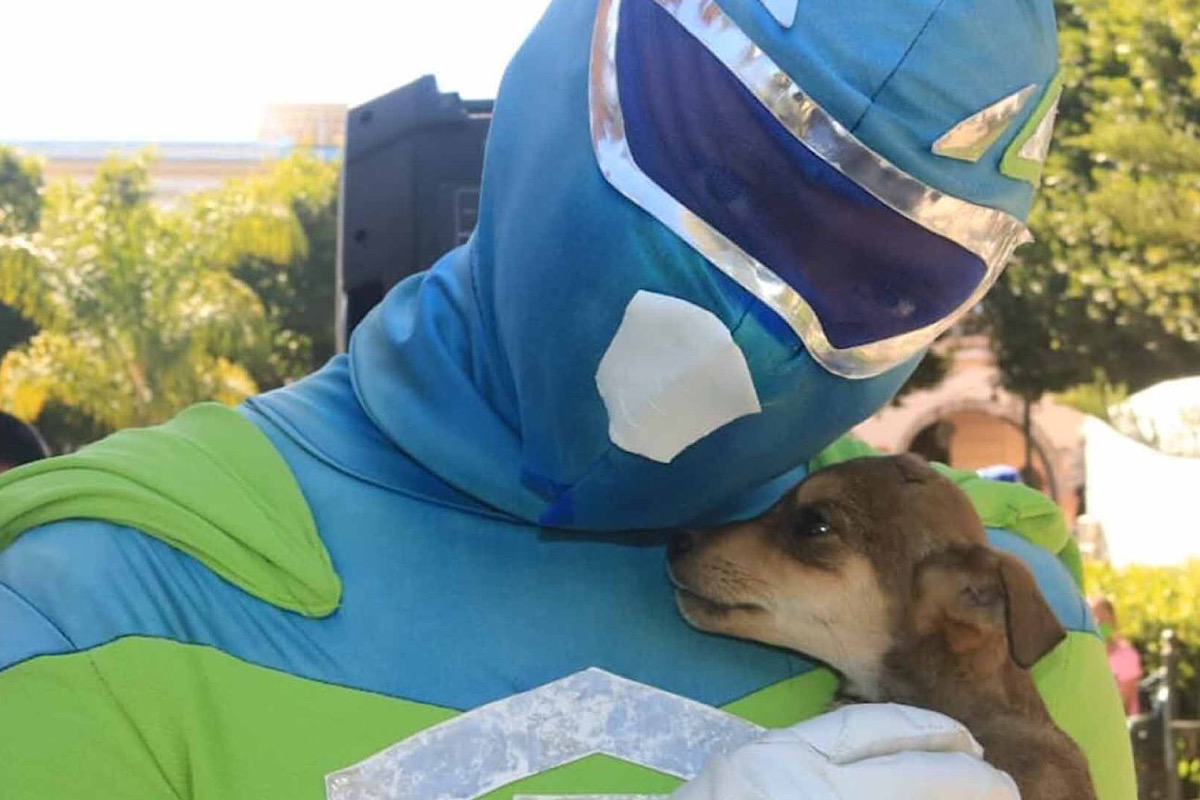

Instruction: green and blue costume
[0,0,1135,797]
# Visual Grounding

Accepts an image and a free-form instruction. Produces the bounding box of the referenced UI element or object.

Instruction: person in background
[1092,595,1143,716]
[0,411,48,474]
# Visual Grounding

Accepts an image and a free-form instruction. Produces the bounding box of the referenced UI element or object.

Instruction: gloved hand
[672,703,1019,800]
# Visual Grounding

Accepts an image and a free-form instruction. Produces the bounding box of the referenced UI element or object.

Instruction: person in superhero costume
[0,0,1135,798]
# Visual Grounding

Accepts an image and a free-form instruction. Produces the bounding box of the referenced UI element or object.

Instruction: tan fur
[667,454,1096,800]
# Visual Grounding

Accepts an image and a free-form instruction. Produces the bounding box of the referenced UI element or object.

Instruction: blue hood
[349,0,1057,530]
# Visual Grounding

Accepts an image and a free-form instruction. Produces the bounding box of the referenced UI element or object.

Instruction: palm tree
[0,153,303,432]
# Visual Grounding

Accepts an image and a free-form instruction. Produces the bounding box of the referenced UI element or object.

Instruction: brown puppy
[667,454,1095,800]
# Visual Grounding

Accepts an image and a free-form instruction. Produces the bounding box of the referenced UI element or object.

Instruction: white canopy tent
[1082,377,1200,566]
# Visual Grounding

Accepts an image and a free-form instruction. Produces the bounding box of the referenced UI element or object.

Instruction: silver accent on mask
[756,0,798,27]
[1018,97,1059,164]
[325,668,764,800]
[932,84,1038,162]
[589,0,1033,379]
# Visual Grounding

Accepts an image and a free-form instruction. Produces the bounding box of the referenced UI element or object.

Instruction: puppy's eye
[793,506,833,538]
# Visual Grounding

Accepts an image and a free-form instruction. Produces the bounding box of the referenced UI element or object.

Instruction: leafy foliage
[0,148,41,357]
[1055,371,1130,420]
[1090,559,1200,795]
[986,0,1200,399]
[219,152,339,387]
[0,147,43,235]
[1087,560,1200,674]
[0,153,298,433]
[0,149,339,451]
[1086,558,1200,790]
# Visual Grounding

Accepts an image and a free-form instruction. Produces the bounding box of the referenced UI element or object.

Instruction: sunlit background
[1,0,548,141]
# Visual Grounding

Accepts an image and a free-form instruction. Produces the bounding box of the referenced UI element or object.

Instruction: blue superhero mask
[597,0,1032,377]
[349,0,1059,531]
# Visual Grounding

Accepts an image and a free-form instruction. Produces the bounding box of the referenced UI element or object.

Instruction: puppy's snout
[667,531,697,560]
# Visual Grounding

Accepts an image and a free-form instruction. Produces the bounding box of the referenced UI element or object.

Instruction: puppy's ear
[914,546,1007,657]
[914,546,1065,669]
[996,552,1066,668]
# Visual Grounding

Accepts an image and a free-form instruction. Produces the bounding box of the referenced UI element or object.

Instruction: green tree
[212,151,339,388]
[0,147,42,357]
[0,153,302,438]
[0,147,42,235]
[986,0,1200,404]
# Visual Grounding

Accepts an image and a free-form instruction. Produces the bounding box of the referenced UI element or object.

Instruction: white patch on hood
[596,291,762,464]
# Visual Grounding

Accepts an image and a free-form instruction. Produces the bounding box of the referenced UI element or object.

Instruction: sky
[0,0,551,142]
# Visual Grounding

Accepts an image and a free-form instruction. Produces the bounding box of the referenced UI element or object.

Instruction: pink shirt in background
[1108,640,1143,716]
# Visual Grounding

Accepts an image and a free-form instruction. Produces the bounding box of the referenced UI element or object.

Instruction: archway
[903,405,1059,502]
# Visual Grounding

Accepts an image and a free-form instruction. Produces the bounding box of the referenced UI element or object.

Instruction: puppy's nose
[667,531,696,560]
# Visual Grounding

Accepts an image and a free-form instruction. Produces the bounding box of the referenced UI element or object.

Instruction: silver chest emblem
[326,668,765,800]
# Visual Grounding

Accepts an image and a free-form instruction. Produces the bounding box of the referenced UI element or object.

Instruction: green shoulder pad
[0,403,340,617]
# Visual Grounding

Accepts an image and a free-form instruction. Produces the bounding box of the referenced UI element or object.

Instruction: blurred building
[853,335,1085,523]
[260,104,347,149]
[9,104,346,205]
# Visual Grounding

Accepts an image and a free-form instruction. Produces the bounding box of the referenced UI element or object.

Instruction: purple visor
[589,0,1031,377]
